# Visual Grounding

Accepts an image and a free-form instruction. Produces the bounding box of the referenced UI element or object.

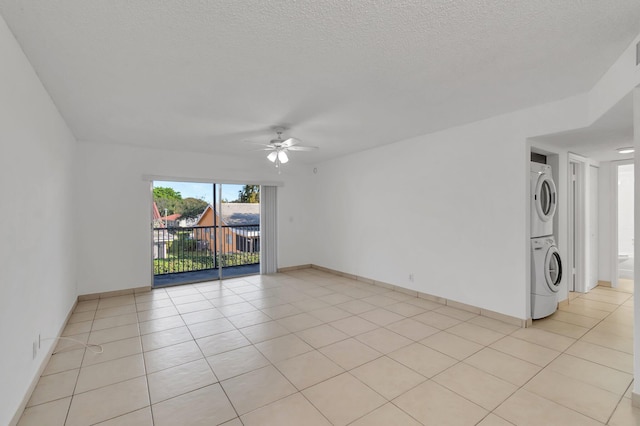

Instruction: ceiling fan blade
[287,145,318,151]
[248,143,276,149]
[281,137,300,148]
[244,140,274,146]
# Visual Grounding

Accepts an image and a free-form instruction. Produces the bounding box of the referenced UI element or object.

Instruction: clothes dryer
[531,162,557,238]
[531,236,562,319]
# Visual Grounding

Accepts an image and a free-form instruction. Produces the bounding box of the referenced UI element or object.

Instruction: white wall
[312,114,531,318]
[0,16,78,425]
[308,105,576,319]
[75,142,314,295]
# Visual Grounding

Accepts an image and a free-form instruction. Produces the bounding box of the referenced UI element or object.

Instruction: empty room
[2,1,640,425]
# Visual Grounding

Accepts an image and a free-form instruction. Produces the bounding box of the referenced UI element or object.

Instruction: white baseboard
[282,264,529,327]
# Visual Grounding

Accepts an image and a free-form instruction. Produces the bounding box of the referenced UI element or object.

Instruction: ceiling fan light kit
[277,150,289,163]
[261,128,317,170]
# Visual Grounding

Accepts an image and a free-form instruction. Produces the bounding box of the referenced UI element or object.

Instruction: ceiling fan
[258,128,318,169]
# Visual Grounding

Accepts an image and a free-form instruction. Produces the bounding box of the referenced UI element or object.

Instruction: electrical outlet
[409,273,414,282]
[32,341,37,359]
[38,334,41,349]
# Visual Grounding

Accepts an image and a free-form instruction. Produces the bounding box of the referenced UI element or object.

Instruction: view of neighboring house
[153,202,260,260]
[178,217,199,227]
[196,203,260,254]
[152,202,183,227]
[152,202,178,258]
[152,202,163,228]
[161,213,181,227]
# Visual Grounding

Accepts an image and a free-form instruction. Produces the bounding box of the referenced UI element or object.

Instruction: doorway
[615,163,634,290]
[151,181,261,287]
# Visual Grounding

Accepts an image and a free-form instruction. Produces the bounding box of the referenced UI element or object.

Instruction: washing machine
[531,236,562,319]
[531,162,557,238]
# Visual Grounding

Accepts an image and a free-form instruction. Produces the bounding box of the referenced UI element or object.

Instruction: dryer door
[534,173,557,222]
[544,246,562,292]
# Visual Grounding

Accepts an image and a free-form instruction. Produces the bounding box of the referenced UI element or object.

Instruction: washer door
[544,246,562,292]
[534,173,557,222]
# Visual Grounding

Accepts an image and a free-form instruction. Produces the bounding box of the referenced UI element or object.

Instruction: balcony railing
[153,225,260,275]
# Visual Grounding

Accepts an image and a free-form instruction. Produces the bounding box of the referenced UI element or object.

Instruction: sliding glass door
[151,181,262,287]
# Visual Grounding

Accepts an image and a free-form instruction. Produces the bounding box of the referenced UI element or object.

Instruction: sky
[153,181,245,204]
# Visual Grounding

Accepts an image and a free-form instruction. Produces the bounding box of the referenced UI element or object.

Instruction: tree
[178,197,209,220]
[153,186,182,216]
[238,185,260,203]
[153,187,182,200]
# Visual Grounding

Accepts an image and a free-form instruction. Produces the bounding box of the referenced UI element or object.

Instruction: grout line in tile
[21,274,636,425]
[605,384,633,425]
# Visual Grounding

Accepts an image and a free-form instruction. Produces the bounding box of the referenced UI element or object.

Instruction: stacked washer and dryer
[530,162,563,319]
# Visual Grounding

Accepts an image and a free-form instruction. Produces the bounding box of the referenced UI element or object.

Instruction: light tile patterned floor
[17,271,639,425]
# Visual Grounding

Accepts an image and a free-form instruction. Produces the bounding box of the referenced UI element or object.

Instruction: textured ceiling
[1,0,639,163]
[533,94,634,162]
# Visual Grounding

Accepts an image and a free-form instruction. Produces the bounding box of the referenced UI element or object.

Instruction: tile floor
[16,271,639,425]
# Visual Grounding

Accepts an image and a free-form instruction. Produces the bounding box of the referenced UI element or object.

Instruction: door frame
[568,153,587,293]
[587,164,599,291]
[611,159,634,288]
